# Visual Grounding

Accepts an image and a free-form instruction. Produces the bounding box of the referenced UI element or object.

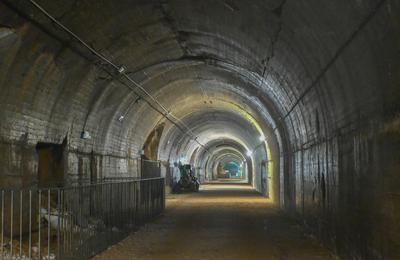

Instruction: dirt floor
[93,184,336,260]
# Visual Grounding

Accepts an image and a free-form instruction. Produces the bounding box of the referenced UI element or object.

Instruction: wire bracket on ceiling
[118,66,126,74]
[27,0,210,153]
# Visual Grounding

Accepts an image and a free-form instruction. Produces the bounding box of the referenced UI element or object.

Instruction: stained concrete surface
[1,1,400,258]
[94,185,335,260]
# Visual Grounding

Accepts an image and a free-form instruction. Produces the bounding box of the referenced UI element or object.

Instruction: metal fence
[0,177,165,259]
[141,160,161,179]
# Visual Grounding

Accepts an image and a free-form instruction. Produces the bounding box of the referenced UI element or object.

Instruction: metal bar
[163,178,166,211]
[68,190,72,255]
[1,190,3,260]
[119,182,122,227]
[38,190,41,259]
[19,190,22,258]
[65,191,68,255]
[77,186,81,255]
[28,190,32,260]
[47,190,51,259]
[10,190,13,258]
[108,183,112,228]
[61,190,65,257]
[128,182,131,226]
[57,189,61,259]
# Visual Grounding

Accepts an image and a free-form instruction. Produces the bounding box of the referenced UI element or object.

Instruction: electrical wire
[28,0,209,152]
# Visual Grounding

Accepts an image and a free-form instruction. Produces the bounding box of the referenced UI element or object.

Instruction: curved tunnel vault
[0,0,400,258]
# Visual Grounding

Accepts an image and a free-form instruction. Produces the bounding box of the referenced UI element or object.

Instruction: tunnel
[0,0,399,259]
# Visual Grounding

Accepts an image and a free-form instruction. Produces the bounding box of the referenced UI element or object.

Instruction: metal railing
[0,177,165,259]
[141,160,161,179]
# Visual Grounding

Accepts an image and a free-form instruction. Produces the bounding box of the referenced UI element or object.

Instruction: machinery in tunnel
[213,153,245,180]
[222,161,242,178]
[172,163,200,193]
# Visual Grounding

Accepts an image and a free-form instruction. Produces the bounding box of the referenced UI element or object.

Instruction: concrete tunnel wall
[0,0,399,258]
[157,109,267,190]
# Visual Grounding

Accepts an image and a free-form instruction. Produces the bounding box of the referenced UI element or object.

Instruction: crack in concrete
[262,0,287,77]
[158,0,191,57]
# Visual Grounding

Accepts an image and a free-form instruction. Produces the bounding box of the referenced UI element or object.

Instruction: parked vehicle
[172,164,200,193]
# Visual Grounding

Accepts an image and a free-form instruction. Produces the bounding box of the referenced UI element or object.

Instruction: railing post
[38,190,41,259]
[163,178,166,211]
[57,189,61,259]
[10,190,13,257]
[28,190,32,260]
[47,189,51,259]
[1,190,4,260]
[19,190,23,258]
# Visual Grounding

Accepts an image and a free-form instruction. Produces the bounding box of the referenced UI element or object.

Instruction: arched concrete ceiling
[3,0,397,160]
[117,62,278,156]
[1,0,399,258]
[218,155,243,167]
[158,109,262,162]
[194,138,253,175]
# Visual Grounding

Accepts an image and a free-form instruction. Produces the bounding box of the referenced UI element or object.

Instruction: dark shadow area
[36,138,67,188]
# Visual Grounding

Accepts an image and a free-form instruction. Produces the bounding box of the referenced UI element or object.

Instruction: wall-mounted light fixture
[81,130,91,140]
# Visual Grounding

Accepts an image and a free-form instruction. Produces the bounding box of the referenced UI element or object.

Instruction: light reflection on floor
[94,184,335,260]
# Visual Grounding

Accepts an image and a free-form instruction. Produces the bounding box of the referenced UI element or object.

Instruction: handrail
[0,177,164,192]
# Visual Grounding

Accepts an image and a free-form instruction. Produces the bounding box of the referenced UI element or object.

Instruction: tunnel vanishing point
[0,0,400,259]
